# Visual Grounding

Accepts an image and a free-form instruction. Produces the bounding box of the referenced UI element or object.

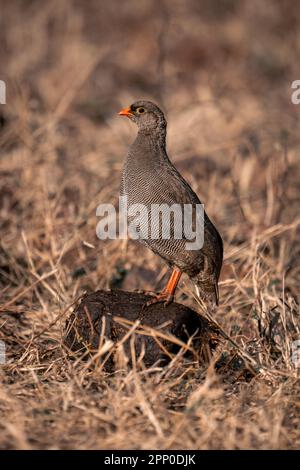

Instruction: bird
[118,100,223,309]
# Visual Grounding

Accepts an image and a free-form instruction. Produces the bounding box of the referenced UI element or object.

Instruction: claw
[141,268,182,309]
[145,292,174,308]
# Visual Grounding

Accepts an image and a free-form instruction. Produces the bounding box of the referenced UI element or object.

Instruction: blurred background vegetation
[0,0,299,450]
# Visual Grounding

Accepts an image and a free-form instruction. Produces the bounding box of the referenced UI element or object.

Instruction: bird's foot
[144,291,174,308]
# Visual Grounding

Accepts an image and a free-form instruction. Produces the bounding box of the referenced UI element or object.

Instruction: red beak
[118,106,133,117]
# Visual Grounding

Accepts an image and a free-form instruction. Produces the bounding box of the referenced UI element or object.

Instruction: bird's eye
[136,107,145,114]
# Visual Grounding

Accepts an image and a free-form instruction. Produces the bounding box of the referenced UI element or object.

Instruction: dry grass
[0,0,300,449]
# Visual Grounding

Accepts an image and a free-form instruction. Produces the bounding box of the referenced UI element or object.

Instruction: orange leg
[146,268,182,307]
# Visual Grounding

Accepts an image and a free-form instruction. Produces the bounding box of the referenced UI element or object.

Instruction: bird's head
[118,100,166,133]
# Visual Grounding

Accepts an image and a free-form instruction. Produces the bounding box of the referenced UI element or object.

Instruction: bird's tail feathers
[194,281,218,316]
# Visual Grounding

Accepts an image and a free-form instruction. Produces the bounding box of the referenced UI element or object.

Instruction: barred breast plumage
[119,100,223,308]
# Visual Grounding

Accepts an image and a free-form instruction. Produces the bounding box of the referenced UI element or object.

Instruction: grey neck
[137,125,167,148]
